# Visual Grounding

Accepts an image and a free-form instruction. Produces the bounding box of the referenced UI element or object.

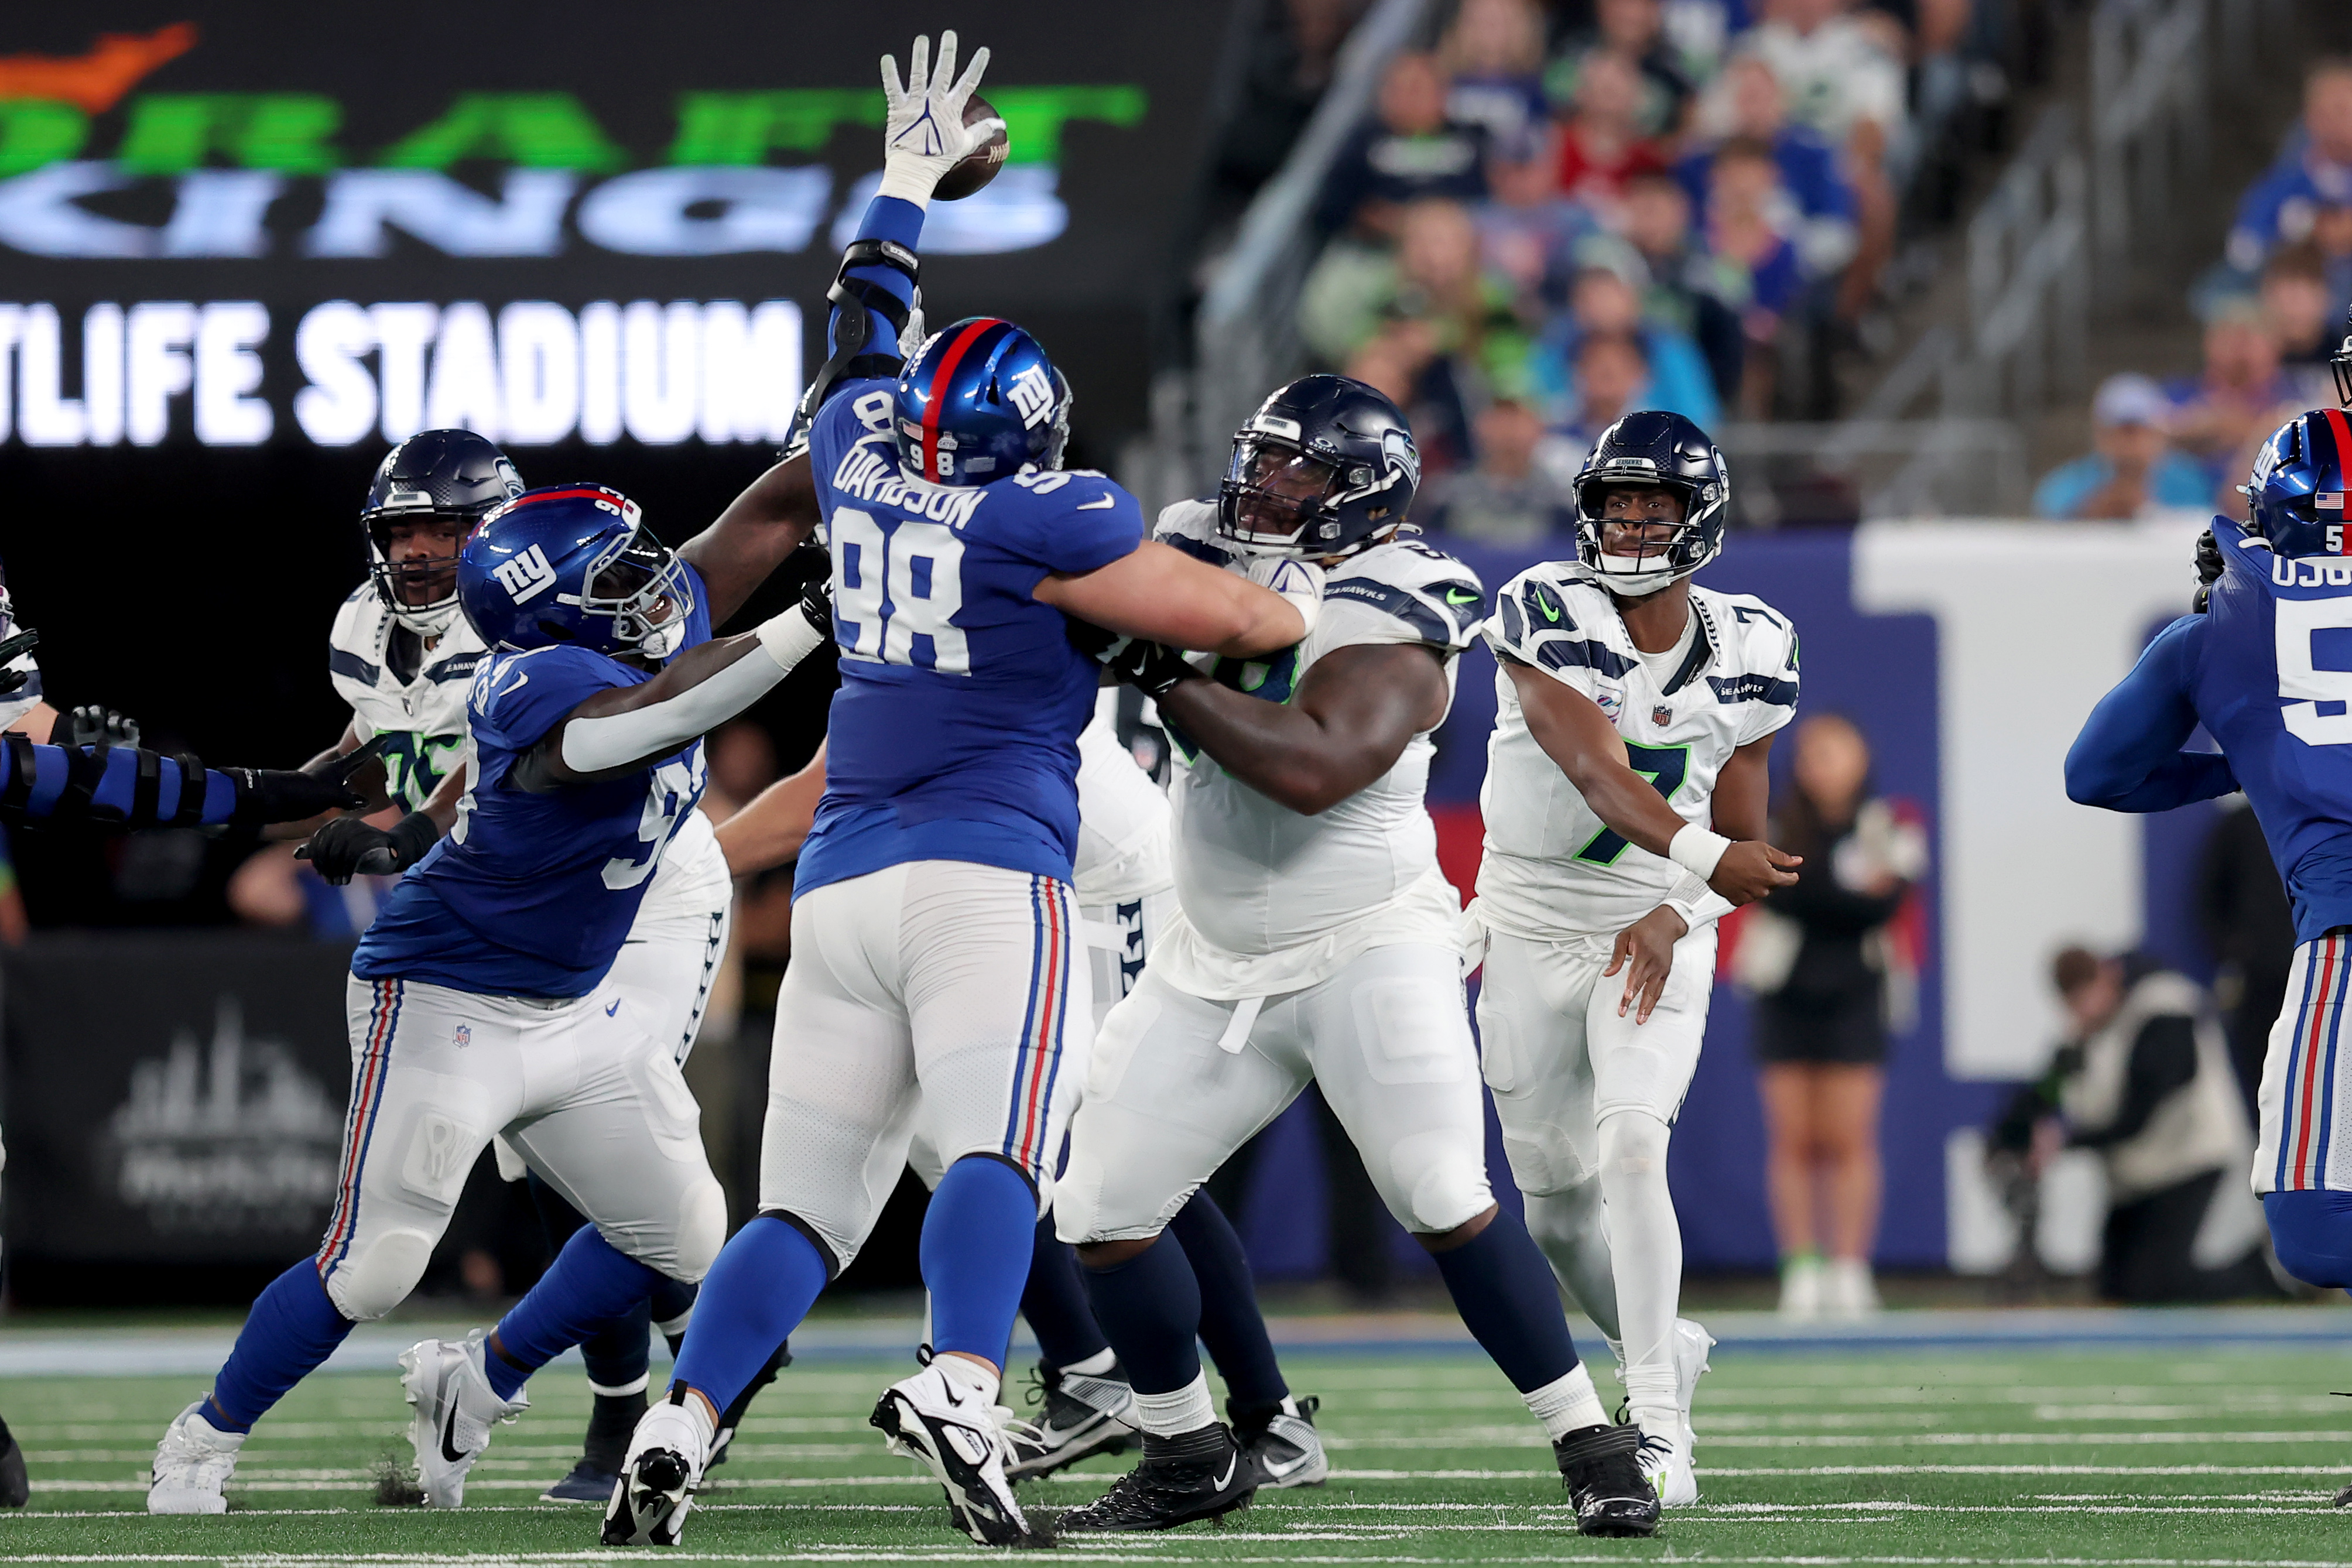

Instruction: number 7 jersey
[1477,563,1800,940]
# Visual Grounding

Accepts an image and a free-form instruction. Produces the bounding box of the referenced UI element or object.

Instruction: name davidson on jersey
[830,440,989,526]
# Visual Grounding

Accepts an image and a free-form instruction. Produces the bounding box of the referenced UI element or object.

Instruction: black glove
[2192,526,2226,613]
[66,705,139,748]
[1066,619,1196,700]
[0,628,36,698]
[796,566,833,641]
[226,737,385,828]
[297,809,440,884]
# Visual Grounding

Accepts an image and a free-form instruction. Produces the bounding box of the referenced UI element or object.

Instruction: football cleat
[400,1333,529,1509]
[1635,1424,1697,1508]
[1004,1358,1137,1480]
[146,1399,244,1515]
[0,1418,26,1509]
[871,1363,1035,1546]
[602,1395,708,1546]
[1235,1395,1329,1488]
[1056,1424,1257,1533]
[1556,1422,1659,1538]
[543,1458,620,1504]
[1670,1316,1715,1498]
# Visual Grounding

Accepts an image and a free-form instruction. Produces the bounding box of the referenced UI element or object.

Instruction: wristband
[874,166,934,210]
[1661,869,1734,932]
[757,602,830,673]
[386,809,443,869]
[1667,824,1731,880]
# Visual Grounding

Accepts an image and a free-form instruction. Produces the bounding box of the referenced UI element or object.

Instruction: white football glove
[1245,555,1324,642]
[877,31,998,208]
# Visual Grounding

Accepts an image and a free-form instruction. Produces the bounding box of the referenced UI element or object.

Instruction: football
[933,93,1009,200]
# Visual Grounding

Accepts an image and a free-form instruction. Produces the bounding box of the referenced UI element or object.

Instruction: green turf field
[3,1341,2348,1563]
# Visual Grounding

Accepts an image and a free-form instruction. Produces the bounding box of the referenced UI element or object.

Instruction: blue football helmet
[1217,374,1420,558]
[891,317,1071,485]
[361,429,523,637]
[2245,409,2352,558]
[457,484,696,659]
[1572,410,1730,595]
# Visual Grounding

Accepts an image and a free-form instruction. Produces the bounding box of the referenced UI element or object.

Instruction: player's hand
[2192,525,2225,613]
[1243,556,1324,642]
[1605,905,1688,1025]
[795,568,833,642]
[0,628,37,697]
[1707,840,1802,905]
[65,705,139,748]
[878,31,997,205]
[229,768,368,828]
[297,809,439,884]
[1067,621,1197,699]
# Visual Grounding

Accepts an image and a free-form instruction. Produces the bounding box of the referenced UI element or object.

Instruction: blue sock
[1431,1209,1580,1394]
[673,1215,829,1415]
[578,1297,654,1395]
[487,1225,665,1402]
[1020,1217,1110,1370]
[922,1156,1039,1365]
[1080,1232,1203,1396]
[1169,1190,1286,1410]
[208,1262,355,1432]
[2264,1190,2352,1289]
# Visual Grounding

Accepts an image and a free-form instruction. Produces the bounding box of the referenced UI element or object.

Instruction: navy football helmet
[2245,409,2352,558]
[1217,374,1420,559]
[360,430,524,636]
[456,485,695,659]
[892,317,1071,485]
[1572,410,1730,595]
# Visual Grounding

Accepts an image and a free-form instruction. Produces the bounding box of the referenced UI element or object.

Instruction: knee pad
[1597,1110,1670,1181]
[666,1177,729,1285]
[1051,1147,1108,1245]
[1499,1120,1597,1198]
[1386,1128,1494,1234]
[322,1227,434,1321]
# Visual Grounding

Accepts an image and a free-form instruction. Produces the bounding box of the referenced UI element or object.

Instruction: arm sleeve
[2069,1015,2200,1148]
[0,736,238,828]
[2065,616,2239,812]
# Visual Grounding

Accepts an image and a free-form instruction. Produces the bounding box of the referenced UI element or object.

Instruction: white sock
[933,1354,1001,1408]
[1622,1364,1680,1439]
[1130,1371,1217,1437]
[654,1307,694,1340]
[1060,1348,1117,1378]
[588,1374,651,1398]
[1522,1362,1609,1441]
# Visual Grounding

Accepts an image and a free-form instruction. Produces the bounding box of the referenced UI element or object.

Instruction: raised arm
[715,740,828,877]
[1505,655,1798,903]
[675,454,820,628]
[1034,543,1309,659]
[2065,616,2237,811]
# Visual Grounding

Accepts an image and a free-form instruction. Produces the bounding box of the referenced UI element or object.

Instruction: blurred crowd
[1299,0,1994,545]
[2033,57,2352,522]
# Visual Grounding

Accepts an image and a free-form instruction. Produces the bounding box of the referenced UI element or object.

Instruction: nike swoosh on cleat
[1214,1454,1237,1489]
[439,1401,467,1466]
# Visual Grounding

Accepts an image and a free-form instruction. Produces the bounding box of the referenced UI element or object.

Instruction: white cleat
[1241,1395,1330,1488]
[1823,1257,1881,1318]
[1635,1423,1698,1508]
[1666,1317,1714,1505]
[147,1398,244,1514]
[871,1363,1034,1546]
[602,1394,710,1546]
[399,1332,528,1509]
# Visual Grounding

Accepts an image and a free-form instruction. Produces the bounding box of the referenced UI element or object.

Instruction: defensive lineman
[146,485,835,1514]
[1473,410,1801,1505]
[2068,408,2352,1317]
[1054,375,1661,1537]
[607,32,1316,1550]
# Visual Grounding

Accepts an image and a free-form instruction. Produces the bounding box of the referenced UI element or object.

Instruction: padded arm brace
[782,237,922,458]
[556,607,830,776]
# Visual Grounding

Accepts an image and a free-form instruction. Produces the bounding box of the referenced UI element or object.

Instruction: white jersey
[1151,503,1484,998]
[1073,691,1172,906]
[1477,563,1799,940]
[327,585,486,811]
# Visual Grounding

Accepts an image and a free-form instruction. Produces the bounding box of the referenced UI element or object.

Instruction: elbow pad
[783,237,923,455]
[557,602,830,776]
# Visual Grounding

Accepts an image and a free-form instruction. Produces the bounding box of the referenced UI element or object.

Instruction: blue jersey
[796,379,1144,896]
[2067,527,2352,943]
[352,564,714,997]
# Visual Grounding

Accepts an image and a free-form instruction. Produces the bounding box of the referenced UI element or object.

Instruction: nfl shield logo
[1651,704,1673,727]
[452,1025,471,1049]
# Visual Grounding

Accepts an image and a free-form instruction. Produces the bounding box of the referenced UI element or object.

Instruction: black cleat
[1556,1422,1659,1538]
[2336,1480,2352,1508]
[1056,1423,1256,1533]
[0,1419,24,1509]
[543,1458,620,1503]
[1005,1359,1138,1481]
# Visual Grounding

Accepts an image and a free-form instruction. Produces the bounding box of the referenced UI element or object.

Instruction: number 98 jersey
[797,378,1144,897]
[352,562,714,999]
[1477,563,1799,941]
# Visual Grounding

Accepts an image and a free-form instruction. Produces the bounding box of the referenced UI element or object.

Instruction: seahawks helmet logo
[1382,426,1422,491]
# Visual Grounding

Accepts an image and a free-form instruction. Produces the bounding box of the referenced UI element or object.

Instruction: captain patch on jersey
[1478,563,1800,940]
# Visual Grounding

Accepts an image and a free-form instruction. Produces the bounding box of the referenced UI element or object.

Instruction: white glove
[1245,555,1324,642]
[877,30,998,208]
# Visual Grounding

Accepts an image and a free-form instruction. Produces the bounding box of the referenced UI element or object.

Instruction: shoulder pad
[1153,499,1233,567]
[1695,590,1800,707]
[1486,566,1637,679]
[1323,540,1487,652]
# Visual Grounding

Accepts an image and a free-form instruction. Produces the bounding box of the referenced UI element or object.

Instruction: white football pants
[1056,942,1495,1245]
[758,860,1091,1269]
